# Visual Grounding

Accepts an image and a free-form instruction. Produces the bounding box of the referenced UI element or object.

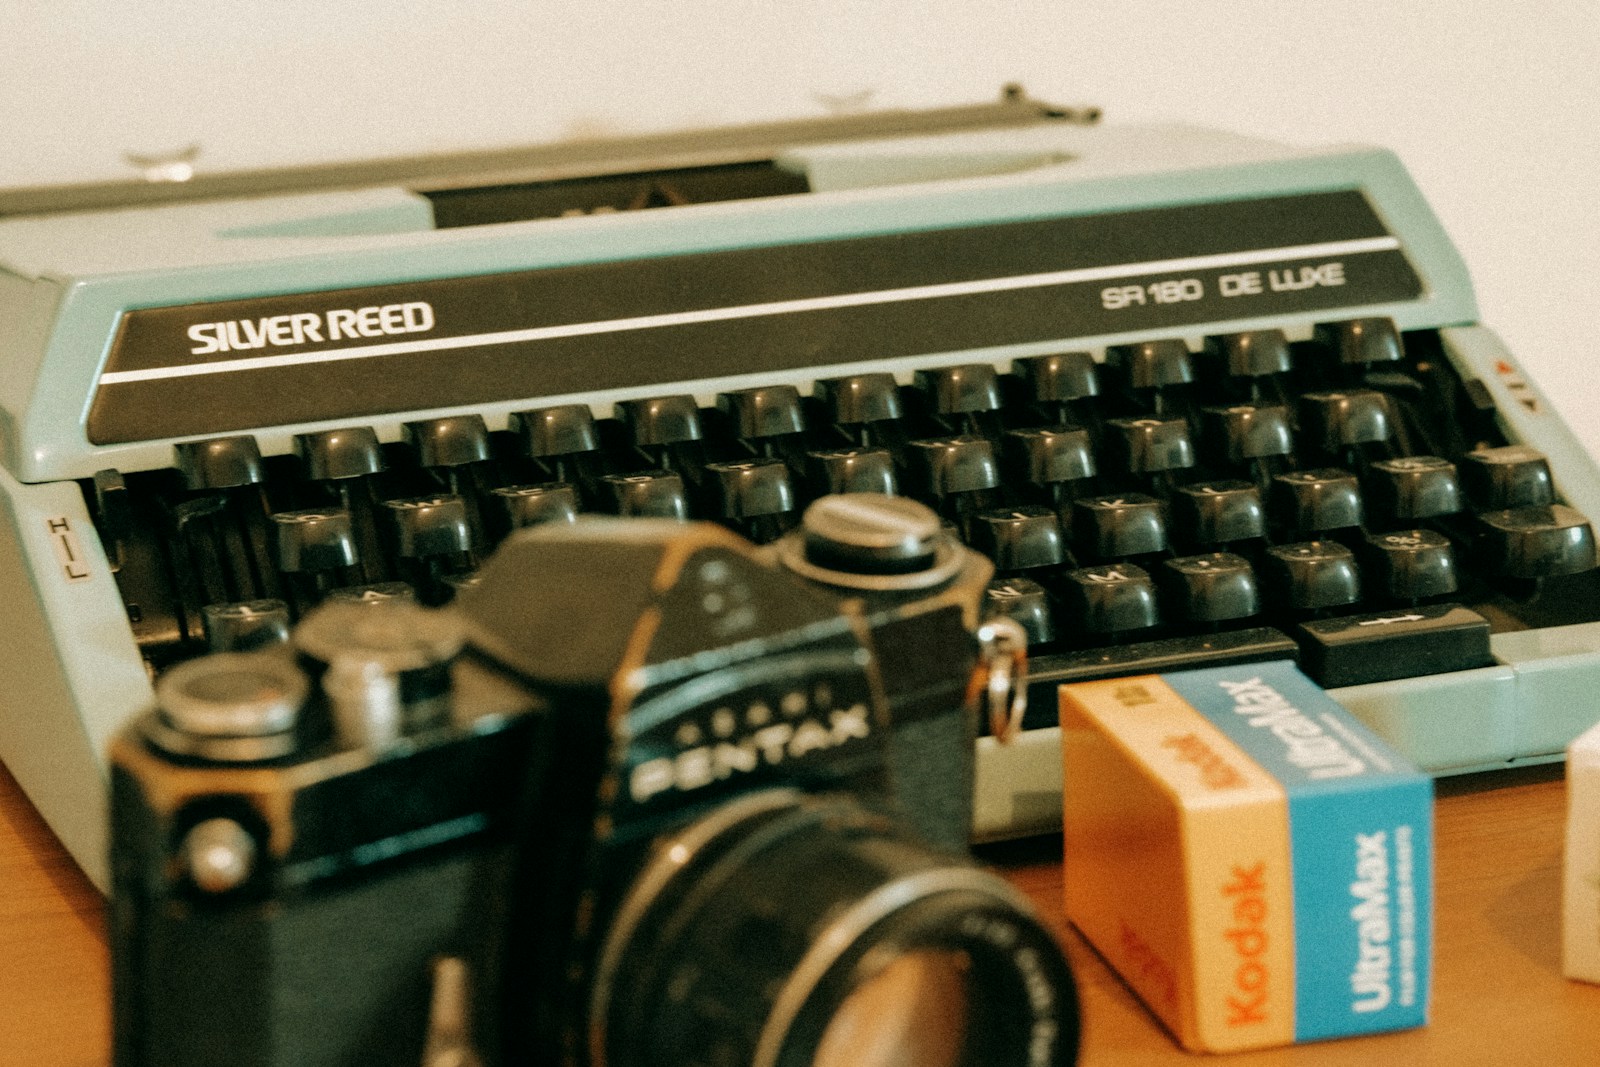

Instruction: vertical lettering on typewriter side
[45,517,92,583]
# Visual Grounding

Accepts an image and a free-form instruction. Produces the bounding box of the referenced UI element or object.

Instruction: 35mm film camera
[108,494,1078,1067]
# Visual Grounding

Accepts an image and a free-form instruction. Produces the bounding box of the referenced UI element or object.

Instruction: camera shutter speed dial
[295,599,466,746]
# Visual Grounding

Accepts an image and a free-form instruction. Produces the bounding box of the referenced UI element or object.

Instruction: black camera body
[110,495,1077,1067]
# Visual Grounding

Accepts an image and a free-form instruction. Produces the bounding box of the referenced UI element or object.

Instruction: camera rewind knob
[147,651,308,761]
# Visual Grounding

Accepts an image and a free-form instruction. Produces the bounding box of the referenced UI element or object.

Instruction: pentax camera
[109,493,1078,1067]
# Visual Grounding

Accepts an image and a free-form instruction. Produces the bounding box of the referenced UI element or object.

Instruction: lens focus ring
[591,791,1078,1067]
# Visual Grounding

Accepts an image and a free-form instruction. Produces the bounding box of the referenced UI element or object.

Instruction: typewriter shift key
[1296,603,1492,688]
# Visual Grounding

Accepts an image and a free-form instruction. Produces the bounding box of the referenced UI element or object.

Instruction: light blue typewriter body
[2,104,1596,889]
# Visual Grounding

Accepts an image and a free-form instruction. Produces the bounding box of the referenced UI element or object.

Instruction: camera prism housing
[109,497,1078,1067]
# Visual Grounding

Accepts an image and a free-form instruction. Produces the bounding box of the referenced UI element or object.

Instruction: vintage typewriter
[2,88,1597,889]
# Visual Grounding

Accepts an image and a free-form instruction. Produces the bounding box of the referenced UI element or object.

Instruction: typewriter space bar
[1015,628,1299,731]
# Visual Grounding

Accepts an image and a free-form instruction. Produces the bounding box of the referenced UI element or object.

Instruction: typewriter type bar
[2,95,1597,886]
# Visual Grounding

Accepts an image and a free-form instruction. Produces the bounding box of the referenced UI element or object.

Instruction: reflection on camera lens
[591,790,1077,1067]
[813,949,970,1067]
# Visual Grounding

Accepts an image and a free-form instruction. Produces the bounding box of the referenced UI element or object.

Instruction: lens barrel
[590,791,1078,1067]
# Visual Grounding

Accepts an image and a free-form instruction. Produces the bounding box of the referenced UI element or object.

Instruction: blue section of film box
[1164,661,1433,1041]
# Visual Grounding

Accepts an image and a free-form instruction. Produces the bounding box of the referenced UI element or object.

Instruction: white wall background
[4,1,1598,449]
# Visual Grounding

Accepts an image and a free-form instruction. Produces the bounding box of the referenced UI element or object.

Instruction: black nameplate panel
[89,190,1422,444]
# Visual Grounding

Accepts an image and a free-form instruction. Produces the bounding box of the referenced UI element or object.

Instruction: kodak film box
[1061,661,1432,1052]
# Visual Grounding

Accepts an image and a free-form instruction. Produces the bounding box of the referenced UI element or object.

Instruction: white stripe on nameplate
[100,236,1402,386]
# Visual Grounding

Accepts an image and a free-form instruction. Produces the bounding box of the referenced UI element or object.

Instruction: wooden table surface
[5,759,1600,1066]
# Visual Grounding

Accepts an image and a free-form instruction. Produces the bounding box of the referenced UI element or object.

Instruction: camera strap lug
[974,616,1028,744]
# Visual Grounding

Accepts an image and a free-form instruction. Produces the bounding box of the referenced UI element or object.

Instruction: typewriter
[2,88,1597,889]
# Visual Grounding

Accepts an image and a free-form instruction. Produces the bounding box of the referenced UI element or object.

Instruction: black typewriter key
[1106,416,1195,475]
[602,471,690,519]
[807,448,898,496]
[915,363,1003,415]
[907,435,1000,498]
[1478,504,1598,578]
[1104,339,1194,392]
[1161,553,1260,623]
[404,415,492,468]
[719,385,807,440]
[1300,389,1392,450]
[493,483,579,529]
[1263,541,1362,611]
[1172,480,1265,545]
[707,459,796,521]
[1296,604,1492,688]
[1061,563,1159,636]
[1015,351,1099,403]
[1004,426,1096,486]
[972,506,1066,572]
[815,373,903,426]
[382,494,472,559]
[984,577,1056,645]
[1367,456,1462,523]
[1073,493,1167,559]
[1460,444,1556,510]
[617,395,704,446]
[1202,404,1294,464]
[510,405,599,458]
[1365,529,1459,600]
[1272,468,1364,535]
[295,427,384,481]
[201,598,292,653]
[175,436,265,490]
[272,509,358,573]
[1314,317,1405,367]
[1204,329,1293,379]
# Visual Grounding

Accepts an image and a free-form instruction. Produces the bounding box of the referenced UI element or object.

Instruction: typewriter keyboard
[88,317,1600,726]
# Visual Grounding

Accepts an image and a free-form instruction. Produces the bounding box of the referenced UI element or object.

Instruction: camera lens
[590,791,1077,1067]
